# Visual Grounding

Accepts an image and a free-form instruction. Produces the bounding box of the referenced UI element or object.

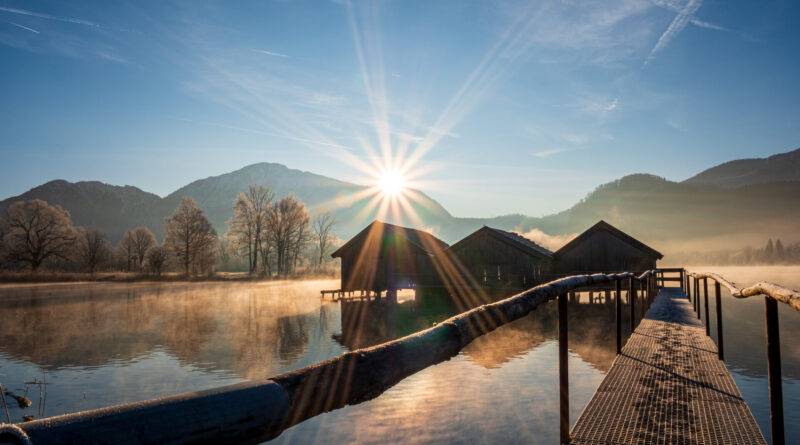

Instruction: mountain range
[2,147,799,258]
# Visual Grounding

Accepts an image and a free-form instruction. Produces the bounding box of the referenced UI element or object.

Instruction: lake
[0,267,797,443]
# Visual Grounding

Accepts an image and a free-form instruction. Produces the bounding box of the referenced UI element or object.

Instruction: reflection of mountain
[0,281,338,379]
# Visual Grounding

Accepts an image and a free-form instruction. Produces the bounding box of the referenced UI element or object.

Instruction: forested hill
[0,163,453,242]
[2,150,800,256]
[510,174,800,254]
[683,147,800,188]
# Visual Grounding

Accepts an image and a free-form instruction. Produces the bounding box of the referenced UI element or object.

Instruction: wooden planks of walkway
[571,287,766,444]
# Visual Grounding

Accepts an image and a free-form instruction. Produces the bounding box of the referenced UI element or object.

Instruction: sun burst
[378,170,406,197]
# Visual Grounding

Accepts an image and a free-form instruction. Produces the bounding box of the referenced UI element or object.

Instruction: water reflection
[0,281,346,423]
[334,292,627,371]
[0,282,340,378]
[1,269,797,443]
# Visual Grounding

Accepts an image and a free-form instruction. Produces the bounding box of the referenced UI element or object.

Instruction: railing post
[694,278,700,319]
[629,277,636,334]
[615,279,622,354]
[715,281,724,360]
[680,269,685,293]
[703,277,710,336]
[765,297,785,445]
[558,292,569,445]
[686,274,690,299]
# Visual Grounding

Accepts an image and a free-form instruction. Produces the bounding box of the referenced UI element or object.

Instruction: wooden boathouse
[330,220,448,298]
[554,220,663,275]
[447,226,553,289]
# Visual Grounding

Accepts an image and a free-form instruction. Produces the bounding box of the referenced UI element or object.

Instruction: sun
[378,170,406,197]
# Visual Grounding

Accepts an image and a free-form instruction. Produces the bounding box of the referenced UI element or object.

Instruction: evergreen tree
[775,239,785,261]
[765,239,775,262]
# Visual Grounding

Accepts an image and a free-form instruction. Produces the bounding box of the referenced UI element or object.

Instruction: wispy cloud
[5,20,39,34]
[252,48,290,58]
[646,0,726,63]
[0,5,99,28]
[532,147,572,158]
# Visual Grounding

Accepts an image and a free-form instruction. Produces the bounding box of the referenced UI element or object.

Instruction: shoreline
[0,272,338,289]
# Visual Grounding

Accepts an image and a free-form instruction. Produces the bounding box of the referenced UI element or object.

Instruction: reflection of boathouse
[331,220,448,295]
[332,219,661,295]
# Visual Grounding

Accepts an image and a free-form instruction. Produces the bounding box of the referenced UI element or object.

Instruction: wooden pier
[571,286,765,444]
[320,289,383,301]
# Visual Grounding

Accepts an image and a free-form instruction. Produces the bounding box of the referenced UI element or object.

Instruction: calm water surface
[0,267,797,443]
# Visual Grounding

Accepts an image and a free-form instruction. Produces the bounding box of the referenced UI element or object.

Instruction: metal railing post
[715,281,724,360]
[558,292,569,445]
[629,277,636,334]
[615,279,622,354]
[703,277,710,336]
[765,297,785,445]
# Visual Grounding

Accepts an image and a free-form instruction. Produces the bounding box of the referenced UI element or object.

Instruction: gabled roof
[449,226,554,259]
[554,220,663,259]
[331,220,449,258]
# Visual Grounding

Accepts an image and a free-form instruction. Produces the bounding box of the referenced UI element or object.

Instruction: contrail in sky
[0,5,99,28]
[6,20,39,33]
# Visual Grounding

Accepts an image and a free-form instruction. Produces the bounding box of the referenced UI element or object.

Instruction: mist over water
[0,268,797,443]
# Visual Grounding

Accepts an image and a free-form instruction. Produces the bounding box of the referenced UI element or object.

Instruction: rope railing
[687,271,800,311]
[9,271,657,445]
[684,270,798,445]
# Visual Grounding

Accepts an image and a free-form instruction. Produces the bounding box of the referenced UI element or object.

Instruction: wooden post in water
[715,281,724,360]
[615,279,622,354]
[558,292,569,445]
[765,297,785,445]
[629,278,636,334]
[703,278,710,336]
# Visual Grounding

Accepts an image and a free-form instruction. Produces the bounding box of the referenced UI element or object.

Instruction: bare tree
[266,196,310,276]
[245,186,272,274]
[146,245,169,276]
[227,193,256,271]
[164,197,217,276]
[117,231,136,271]
[76,228,111,275]
[226,186,273,275]
[2,200,76,271]
[128,227,156,272]
[312,212,336,271]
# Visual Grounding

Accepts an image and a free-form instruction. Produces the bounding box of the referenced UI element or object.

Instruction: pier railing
[6,270,659,445]
[685,271,800,445]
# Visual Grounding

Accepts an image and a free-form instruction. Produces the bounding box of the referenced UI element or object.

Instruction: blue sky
[0,0,798,217]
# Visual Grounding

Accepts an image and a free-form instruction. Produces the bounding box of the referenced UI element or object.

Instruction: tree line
[671,238,800,266]
[0,186,338,277]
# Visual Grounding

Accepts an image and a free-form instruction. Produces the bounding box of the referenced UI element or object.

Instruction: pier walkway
[571,287,765,444]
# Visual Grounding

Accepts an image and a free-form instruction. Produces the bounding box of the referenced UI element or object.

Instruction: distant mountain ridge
[0,163,453,242]
[684,147,800,188]
[2,148,800,257]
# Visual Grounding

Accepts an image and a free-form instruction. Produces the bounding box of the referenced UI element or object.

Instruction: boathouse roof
[555,220,663,259]
[449,226,554,259]
[331,220,449,258]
